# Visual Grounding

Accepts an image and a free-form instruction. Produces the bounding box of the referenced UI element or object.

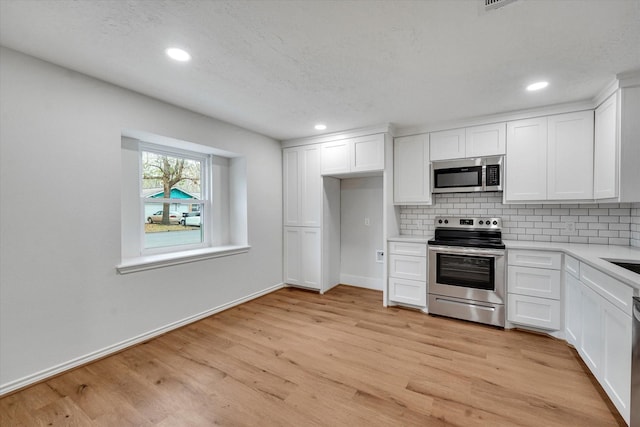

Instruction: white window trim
[116,245,251,274]
[119,133,249,274]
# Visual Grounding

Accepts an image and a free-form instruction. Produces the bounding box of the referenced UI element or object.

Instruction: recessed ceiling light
[526,81,549,91]
[314,124,327,130]
[165,47,191,62]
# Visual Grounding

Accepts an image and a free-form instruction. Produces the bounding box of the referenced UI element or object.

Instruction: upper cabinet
[430,123,506,161]
[320,133,384,176]
[393,134,431,205]
[593,85,640,202]
[283,145,322,227]
[547,111,594,200]
[505,111,594,202]
[465,123,506,158]
[430,128,465,161]
[594,93,618,199]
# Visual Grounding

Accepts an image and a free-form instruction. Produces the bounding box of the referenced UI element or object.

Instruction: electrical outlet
[375,250,384,263]
[565,221,575,232]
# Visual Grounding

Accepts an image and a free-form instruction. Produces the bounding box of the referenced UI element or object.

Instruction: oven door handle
[428,246,505,257]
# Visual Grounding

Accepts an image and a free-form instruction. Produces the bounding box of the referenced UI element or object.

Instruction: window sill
[116,245,251,274]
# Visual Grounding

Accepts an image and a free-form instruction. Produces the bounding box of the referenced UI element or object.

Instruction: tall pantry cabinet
[283,145,322,289]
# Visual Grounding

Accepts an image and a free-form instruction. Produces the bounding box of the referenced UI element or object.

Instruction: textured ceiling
[1,0,639,141]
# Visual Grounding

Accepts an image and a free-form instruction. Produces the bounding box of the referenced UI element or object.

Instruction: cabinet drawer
[508,294,561,330]
[508,250,562,270]
[565,255,580,278]
[389,277,427,307]
[389,255,427,282]
[508,266,561,299]
[580,263,634,316]
[388,241,427,257]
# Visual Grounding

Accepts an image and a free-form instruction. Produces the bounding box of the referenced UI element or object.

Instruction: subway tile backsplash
[631,202,640,248]
[400,193,640,247]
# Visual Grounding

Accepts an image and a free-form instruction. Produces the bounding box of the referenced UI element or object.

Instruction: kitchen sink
[603,259,640,275]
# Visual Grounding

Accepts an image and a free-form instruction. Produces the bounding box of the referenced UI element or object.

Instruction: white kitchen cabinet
[321,133,384,176]
[284,227,321,290]
[507,250,561,330]
[320,139,351,175]
[508,266,561,299]
[465,122,506,157]
[594,93,618,199]
[593,85,640,202]
[601,297,632,422]
[506,111,594,202]
[429,128,465,161]
[579,282,604,376]
[387,241,427,308]
[547,111,594,200]
[505,117,548,201]
[430,123,506,161]
[508,294,561,330]
[389,277,427,307]
[564,256,634,425]
[564,272,582,346]
[393,134,431,204]
[283,145,321,227]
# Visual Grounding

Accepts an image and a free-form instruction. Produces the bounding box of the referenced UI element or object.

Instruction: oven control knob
[444,219,448,224]
[493,220,498,226]
[438,219,443,224]
[479,220,483,225]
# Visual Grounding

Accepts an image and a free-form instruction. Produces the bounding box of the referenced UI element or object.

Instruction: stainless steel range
[427,217,506,327]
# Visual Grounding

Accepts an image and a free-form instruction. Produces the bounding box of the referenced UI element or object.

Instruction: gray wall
[400,192,638,246]
[0,47,283,391]
[340,177,383,289]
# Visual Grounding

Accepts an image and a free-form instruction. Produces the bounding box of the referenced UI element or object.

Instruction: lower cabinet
[563,254,632,425]
[284,227,321,290]
[507,250,562,330]
[387,241,427,308]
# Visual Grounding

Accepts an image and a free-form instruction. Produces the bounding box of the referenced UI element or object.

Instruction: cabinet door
[564,273,582,347]
[601,300,632,424]
[300,228,321,289]
[393,134,430,204]
[283,227,301,284]
[300,145,321,226]
[465,123,506,157]
[389,277,427,307]
[351,134,384,172]
[506,117,547,201]
[389,255,427,282]
[429,128,466,161]
[321,140,350,175]
[507,294,561,330]
[579,283,603,377]
[547,111,594,200]
[283,149,301,226]
[594,93,618,199]
[508,266,561,299]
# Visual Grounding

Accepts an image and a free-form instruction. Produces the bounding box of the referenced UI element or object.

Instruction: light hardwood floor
[1,285,625,426]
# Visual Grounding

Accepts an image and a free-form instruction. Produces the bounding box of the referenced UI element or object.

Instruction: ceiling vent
[484,0,518,11]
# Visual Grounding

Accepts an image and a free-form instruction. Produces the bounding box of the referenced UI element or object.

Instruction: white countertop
[388,236,640,290]
[387,236,431,243]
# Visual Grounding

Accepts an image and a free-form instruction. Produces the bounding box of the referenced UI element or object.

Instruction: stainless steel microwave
[432,156,503,193]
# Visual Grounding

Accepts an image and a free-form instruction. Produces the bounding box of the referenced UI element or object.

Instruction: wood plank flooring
[1,285,625,426]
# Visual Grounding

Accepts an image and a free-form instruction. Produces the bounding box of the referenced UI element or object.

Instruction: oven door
[428,246,505,305]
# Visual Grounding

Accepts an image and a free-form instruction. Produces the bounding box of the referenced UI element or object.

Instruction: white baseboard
[0,282,285,396]
[339,274,383,291]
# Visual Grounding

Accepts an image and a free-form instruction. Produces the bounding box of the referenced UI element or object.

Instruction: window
[140,144,209,252]
[119,133,249,274]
